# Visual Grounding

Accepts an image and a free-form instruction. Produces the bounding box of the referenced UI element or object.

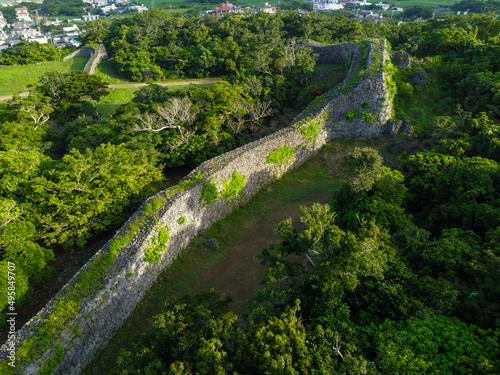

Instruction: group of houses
[202,2,278,16]
[203,0,402,17]
[0,7,83,49]
[0,0,150,51]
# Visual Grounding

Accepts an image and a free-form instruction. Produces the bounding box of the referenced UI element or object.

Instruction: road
[0,78,222,102]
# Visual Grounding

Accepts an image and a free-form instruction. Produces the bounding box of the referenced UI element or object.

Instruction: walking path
[0,79,222,102]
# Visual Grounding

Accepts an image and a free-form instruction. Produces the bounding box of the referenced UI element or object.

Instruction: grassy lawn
[95,59,133,84]
[391,0,455,7]
[96,88,139,117]
[96,83,216,117]
[0,57,89,96]
[86,142,348,374]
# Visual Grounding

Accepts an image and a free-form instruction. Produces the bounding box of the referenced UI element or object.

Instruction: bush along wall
[0,39,393,375]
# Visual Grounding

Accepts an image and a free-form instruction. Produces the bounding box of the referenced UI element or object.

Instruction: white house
[101,4,117,13]
[129,4,148,12]
[44,18,63,26]
[375,2,390,10]
[15,7,32,22]
[257,3,277,13]
[313,2,344,11]
[83,13,100,21]
[0,11,7,29]
[25,35,49,44]
[93,0,108,7]
[0,30,8,45]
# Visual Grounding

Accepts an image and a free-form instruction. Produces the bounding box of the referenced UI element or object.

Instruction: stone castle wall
[0,39,392,375]
[62,44,108,74]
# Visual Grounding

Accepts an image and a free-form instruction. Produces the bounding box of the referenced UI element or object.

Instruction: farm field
[0,56,88,96]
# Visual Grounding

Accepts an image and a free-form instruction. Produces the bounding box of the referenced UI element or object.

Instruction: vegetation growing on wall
[200,181,219,205]
[144,227,171,263]
[220,171,245,199]
[266,145,296,165]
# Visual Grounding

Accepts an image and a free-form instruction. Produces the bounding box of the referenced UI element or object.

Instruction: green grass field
[96,83,216,116]
[0,56,89,96]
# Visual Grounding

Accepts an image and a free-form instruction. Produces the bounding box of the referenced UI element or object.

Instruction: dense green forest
[0,7,499,374]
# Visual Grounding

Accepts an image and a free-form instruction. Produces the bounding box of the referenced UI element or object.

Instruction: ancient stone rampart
[83,45,108,74]
[62,46,93,61]
[61,45,107,74]
[0,39,392,375]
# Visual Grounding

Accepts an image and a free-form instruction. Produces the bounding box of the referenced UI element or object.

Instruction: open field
[0,56,88,96]
[96,83,216,116]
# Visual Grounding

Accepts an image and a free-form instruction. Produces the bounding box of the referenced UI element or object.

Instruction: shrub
[299,121,320,142]
[200,181,218,204]
[361,110,376,123]
[266,145,296,164]
[177,216,186,224]
[221,171,245,198]
[143,197,165,216]
[344,110,355,122]
[144,227,171,262]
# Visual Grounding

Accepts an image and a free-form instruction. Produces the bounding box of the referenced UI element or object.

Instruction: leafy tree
[375,311,500,374]
[341,147,384,193]
[0,42,63,65]
[240,301,311,375]
[30,143,163,247]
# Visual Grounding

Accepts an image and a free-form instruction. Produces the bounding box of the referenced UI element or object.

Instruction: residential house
[375,2,390,10]
[83,13,100,21]
[0,11,7,29]
[25,35,49,44]
[212,3,234,14]
[0,30,8,45]
[354,9,383,19]
[129,4,148,12]
[15,7,32,22]
[93,0,108,7]
[44,18,63,27]
[313,0,344,12]
[100,4,117,13]
[62,24,80,37]
[257,3,277,13]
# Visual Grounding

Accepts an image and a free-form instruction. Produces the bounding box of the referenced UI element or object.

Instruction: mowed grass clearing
[86,142,351,374]
[0,56,89,96]
[96,83,216,117]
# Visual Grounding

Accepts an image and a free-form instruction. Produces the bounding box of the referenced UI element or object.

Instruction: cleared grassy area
[96,88,139,117]
[391,0,454,7]
[85,142,346,374]
[95,59,133,84]
[96,83,216,117]
[0,56,88,96]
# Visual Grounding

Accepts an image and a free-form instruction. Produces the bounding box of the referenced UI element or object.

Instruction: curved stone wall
[62,46,94,61]
[61,45,108,74]
[0,39,392,375]
[83,45,108,74]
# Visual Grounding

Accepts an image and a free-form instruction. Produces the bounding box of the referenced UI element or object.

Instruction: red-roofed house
[212,3,234,14]
[15,7,32,22]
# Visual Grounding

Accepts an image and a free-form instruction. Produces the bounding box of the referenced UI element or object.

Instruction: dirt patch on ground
[196,189,333,318]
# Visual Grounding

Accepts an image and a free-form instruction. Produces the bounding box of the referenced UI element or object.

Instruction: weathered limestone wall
[295,39,392,139]
[0,39,392,375]
[62,46,94,61]
[83,45,108,74]
[61,45,108,74]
